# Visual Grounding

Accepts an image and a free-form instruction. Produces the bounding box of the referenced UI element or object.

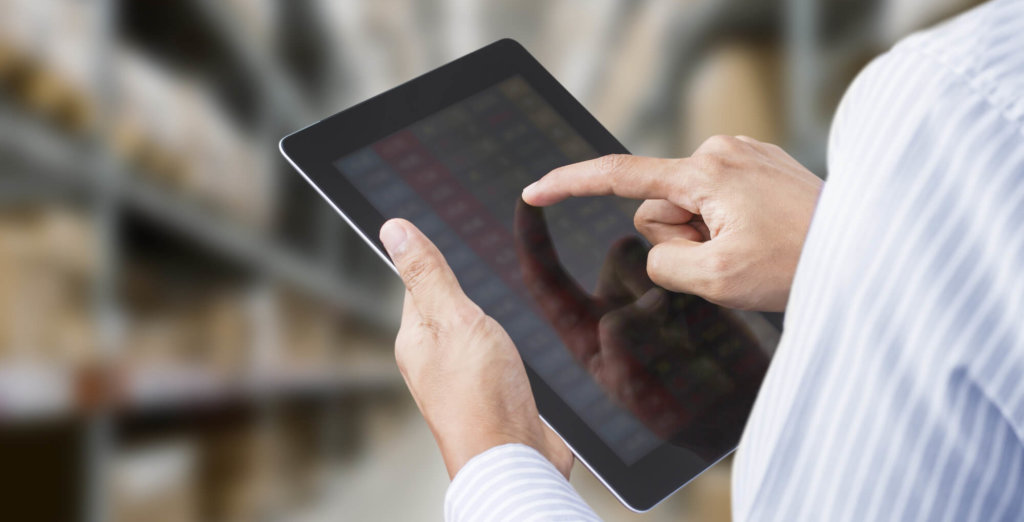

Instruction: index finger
[521,155,700,209]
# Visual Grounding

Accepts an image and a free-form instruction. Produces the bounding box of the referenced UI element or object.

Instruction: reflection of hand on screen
[514,200,770,458]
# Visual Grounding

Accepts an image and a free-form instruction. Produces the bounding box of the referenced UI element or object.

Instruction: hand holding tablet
[379,217,574,480]
[280,39,794,511]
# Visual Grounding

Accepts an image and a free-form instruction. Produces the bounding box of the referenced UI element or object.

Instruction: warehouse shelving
[0,3,400,520]
[0,96,400,411]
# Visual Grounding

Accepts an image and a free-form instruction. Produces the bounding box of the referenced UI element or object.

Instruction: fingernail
[380,220,408,256]
[522,181,539,200]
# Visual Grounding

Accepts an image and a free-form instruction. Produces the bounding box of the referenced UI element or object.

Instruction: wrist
[434,422,571,480]
[437,429,521,479]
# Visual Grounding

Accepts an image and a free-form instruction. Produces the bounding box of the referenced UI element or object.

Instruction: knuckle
[698,249,736,299]
[697,135,718,153]
[466,313,501,341]
[668,155,692,181]
[735,135,759,147]
[452,301,484,326]
[401,257,437,291]
[633,207,650,230]
[417,314,443,338]
[645,244,670,283]
[596,154,628,178]
[477,314,502,334]
[694,152,727,175]
[394,322,428,362]
[696,135,742,161]
[702,247,732,276]
[609,170,624,195]
[707,134,739,149]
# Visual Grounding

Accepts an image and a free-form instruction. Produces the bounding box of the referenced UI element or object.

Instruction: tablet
[280,39,778,512]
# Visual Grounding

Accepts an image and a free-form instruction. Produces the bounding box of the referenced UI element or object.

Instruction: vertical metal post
[82,1,120,521]
[785,0,826,174]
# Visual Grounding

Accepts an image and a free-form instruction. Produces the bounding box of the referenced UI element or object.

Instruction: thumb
[646,237,727,300]
[380,218,470,321]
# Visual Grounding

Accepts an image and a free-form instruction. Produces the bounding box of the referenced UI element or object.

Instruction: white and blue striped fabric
[445,0,1024,520]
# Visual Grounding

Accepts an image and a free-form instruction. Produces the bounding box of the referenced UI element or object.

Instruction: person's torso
[733,1,1024,520]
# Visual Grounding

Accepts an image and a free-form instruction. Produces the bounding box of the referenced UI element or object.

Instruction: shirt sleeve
[444,443,602,521]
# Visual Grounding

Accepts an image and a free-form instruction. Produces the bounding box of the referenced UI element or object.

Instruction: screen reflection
[514,201,769,459]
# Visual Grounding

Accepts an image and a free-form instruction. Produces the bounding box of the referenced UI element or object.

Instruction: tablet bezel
[280,38,749,512]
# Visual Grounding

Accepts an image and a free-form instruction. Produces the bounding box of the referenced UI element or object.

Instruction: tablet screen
[334,75,773,466]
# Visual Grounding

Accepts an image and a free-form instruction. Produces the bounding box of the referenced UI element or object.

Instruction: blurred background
[0,0,984,520]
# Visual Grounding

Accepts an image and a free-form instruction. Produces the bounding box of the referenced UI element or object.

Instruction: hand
[379,218,573,479]
[522,135,823,311]
[515,202,768,457]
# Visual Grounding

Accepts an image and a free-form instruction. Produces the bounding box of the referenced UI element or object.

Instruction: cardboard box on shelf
[121,264,195,377]
[121,262,253,387]
[198,289,251,377]
[0,40,28,90]
[0,0,99,133]
[0,207,98,366]
[42,1,98,133]
[109,47,276,230]
[0,0,24,80]
[588,0,689,143]
[0,206,98,278]
[275,289,337,375]
[1,2,278,229]
[0,274,95,413]
[109,48,193,191]
[683,40,784,153]
[122,314,190,372]
[330,323,402,387]
[199,425,278,522]
[110,440,199,522]
[278,410,327,506]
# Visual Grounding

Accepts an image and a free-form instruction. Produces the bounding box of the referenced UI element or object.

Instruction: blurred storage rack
[0,2,406,521]
[0,1,983,521]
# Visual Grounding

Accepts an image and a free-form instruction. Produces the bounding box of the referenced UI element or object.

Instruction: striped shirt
[445,1,1024,520]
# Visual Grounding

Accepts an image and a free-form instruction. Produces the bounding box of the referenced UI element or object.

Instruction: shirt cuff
[444,443,601,521]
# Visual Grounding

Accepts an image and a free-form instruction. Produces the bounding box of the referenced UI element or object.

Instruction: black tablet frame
[280,38,752,512]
